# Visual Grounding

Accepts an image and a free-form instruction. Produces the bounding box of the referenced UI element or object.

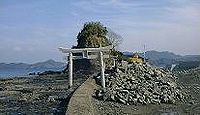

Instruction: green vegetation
[73,21,123,71]
[77,21,110,48]
[76,21,123,60]
[110,50,123,61]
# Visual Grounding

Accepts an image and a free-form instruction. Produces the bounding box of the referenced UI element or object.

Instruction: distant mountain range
[0,60,65,77]
[1,51,200,77]
[123,50,200,69]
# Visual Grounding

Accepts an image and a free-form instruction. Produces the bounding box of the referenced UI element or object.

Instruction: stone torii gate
[59,46,112,88]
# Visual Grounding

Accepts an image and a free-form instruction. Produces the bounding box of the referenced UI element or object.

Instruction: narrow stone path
[66,77,97,115]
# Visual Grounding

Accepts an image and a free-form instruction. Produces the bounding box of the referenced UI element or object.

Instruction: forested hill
[123,50,200,69]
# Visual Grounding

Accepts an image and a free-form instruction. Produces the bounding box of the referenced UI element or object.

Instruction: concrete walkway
[66,77,97,115]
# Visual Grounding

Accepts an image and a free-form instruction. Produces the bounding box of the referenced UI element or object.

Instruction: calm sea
[0,68,63,78]
[0,69,31,78]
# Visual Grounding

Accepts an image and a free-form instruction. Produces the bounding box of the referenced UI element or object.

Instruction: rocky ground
[0,73,88,115]
[1,62,200,115]
[93,63,200,115]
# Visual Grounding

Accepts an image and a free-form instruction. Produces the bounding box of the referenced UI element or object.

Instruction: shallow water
[0,69,29,78]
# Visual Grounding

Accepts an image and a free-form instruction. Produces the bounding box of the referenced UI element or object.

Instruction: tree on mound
[76,21,123,50]
[77,21,110,48]
[73,21,123,72]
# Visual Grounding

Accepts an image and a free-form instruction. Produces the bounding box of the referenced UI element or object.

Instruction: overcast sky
[0,0,200,63]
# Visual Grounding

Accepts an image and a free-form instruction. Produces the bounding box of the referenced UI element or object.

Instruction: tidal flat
[0,73,88,114]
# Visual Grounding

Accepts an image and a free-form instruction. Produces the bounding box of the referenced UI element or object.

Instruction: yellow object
[128,52,144,64]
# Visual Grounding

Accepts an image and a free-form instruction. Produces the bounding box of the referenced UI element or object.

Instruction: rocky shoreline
[0,73,88,114]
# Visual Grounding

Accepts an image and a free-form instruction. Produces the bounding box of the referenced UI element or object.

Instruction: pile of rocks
[96,61,185,105]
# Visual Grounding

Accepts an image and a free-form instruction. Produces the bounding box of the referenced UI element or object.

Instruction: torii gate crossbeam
[59,46,112,88]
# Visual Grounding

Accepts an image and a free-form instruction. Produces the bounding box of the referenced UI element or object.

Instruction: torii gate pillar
[69,52,73,87]
[59,46,112,89]
[100,51,105,88]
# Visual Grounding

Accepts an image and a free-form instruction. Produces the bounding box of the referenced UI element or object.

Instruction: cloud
[1,0,200,63]
[164,0,200,24]
[13,47,22,52]
[70,0,200,55]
